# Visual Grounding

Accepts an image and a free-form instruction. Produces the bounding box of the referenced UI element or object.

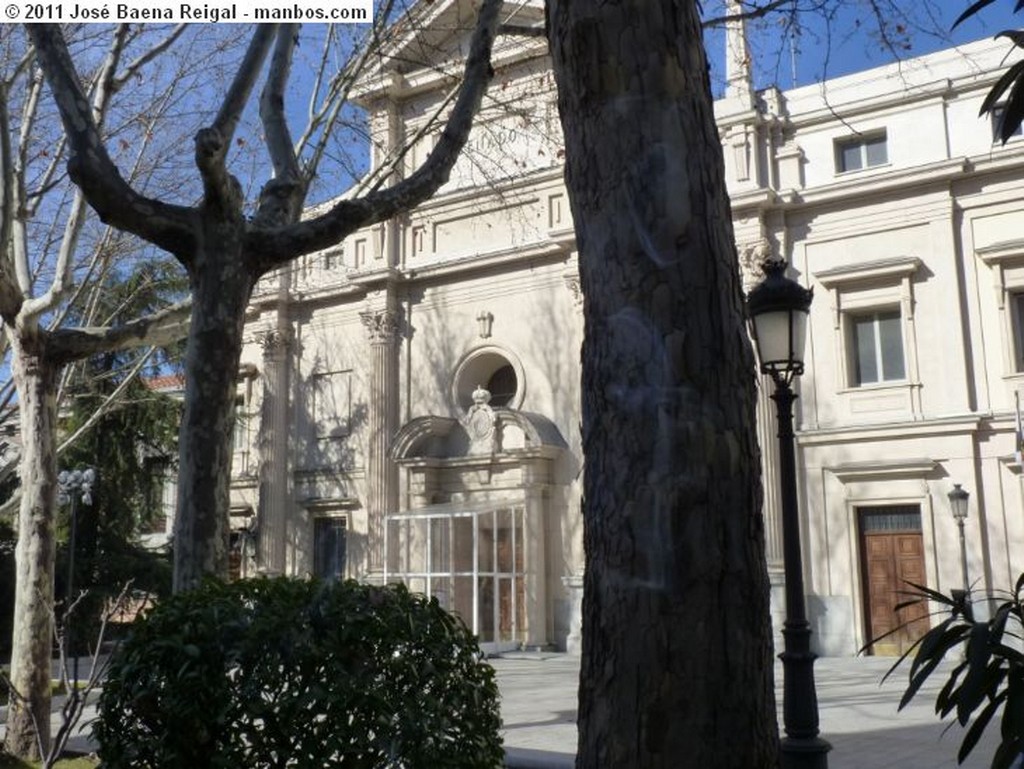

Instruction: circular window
[452,347,524,412]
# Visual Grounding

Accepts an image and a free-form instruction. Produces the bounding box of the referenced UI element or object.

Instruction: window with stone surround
[313,516,347,581]
[1009,292,1024,372]
[835,131,888,173]
[814,256,922,414]
[847,308,906,386]
[975,238,1024,377]
[311,369,353,439]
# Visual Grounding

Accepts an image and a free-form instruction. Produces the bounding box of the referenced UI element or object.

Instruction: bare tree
[0,25,214,760]
[26,8,501,597]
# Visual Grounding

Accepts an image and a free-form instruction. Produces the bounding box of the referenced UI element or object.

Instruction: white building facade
[227,3,1024,656]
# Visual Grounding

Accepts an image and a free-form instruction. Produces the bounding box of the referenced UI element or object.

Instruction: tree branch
[0,81,24,323]
[295,0,397,174]
[701,0,793,28]
[25,26,133,321]
[212,25,277,145]
[253,25,305,229]
[261,25,301,184]
[24,24,198,262]
[46,298,191,363]
[196,25,276,219]
[112,24,188,93]
[245,0,502,270]
[56,350,154,453]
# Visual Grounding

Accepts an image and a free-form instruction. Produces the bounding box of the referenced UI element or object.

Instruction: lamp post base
[779,622,830,769]
[780,736,832,769]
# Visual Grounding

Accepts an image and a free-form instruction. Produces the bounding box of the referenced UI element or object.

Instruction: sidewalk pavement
[492,653,1010,769]
[1,653,1012,768]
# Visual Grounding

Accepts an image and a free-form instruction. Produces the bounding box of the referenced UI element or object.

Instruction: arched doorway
[388,392,566,653]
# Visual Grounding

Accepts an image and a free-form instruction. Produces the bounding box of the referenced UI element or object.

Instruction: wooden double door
[859,505,930,656]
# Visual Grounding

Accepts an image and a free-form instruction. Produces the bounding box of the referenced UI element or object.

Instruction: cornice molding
[826,458,939,482]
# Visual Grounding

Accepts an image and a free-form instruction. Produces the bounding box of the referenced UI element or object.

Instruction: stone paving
[2,653,1018,768]
[492,653,1016,769]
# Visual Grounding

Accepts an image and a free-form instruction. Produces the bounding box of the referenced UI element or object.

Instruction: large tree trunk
[4,334,59,761]
[172,220,254,592]
[547,2,779,767]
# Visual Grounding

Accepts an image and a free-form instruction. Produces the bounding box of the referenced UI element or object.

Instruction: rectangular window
[849,309,905,385]
[859,505,922,532]
[835,132,888,173]
[311,369,352,439]
[1012,293,1024,371]
[314,517,347,581]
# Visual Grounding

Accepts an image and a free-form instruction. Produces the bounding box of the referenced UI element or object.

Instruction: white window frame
[845,308,907,387]
[834,131,888,174]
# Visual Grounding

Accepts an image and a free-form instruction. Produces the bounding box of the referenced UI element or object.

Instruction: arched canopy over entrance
[388,397,566,652]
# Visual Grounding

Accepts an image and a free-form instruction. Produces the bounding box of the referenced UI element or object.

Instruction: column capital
[256,328,292,356]
[360,307,401,345]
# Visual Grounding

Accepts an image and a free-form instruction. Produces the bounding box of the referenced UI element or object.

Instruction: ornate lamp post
[747,259,830,769]
[948,483,970,595]
[57,467,95,686]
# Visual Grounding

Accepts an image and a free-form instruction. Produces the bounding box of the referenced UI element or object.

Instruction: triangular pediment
[353,0,545,102]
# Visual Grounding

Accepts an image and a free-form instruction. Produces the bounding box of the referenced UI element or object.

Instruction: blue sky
[703,1,1024,97]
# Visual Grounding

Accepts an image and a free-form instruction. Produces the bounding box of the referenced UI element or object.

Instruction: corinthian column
[256,328,291,574]
[360,305,400,575]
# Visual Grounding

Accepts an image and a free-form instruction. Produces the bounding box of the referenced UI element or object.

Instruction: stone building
[221,3,1024,655]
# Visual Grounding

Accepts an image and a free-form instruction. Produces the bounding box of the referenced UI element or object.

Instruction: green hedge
[93,578,503,768]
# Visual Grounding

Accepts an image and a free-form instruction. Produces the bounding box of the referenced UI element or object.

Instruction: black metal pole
[957,519,969,595]
[66,492,79,688]
[773,379,830,769]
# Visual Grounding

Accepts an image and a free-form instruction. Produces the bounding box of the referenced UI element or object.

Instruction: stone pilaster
[739,243,784,569]
[256,328,291,574]
[360,305,400,574]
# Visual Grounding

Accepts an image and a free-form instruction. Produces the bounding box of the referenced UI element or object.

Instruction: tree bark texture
[172,214,255,592]
[547,2,779,767]
[4,335,59,760]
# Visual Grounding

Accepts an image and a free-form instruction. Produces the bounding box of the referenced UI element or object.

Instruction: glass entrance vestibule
[385,503,528,653]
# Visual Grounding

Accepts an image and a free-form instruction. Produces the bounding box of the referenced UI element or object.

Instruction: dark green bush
[93,578,503,768]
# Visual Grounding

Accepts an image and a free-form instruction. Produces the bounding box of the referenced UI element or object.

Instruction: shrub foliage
[877,577,1024,769]
[93,578,503,768]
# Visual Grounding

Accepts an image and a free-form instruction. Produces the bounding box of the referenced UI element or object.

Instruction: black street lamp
[747,259,830,769]
[948,484,970,595]
[58,467,95,687]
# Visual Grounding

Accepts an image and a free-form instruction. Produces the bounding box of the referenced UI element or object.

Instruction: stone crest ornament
[461,384,497,455]
[476,311,494,339]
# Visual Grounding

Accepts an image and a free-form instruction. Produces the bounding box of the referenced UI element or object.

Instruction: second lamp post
[747,259,830,769]
[58,466,96,687]
[948,483,970,596]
